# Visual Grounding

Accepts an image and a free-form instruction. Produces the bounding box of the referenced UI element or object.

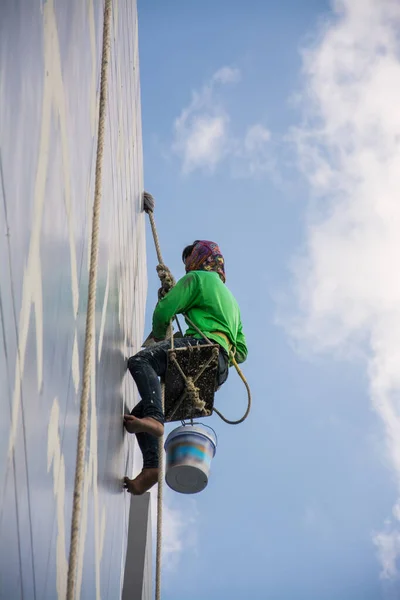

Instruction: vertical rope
[66,1,112,598]
[155,383,165,600]
[147,211,164,265]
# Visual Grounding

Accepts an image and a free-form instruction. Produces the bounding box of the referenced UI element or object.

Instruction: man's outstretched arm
[152,272,200,340]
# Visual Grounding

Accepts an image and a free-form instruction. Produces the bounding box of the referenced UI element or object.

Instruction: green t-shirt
[152,270,248,363]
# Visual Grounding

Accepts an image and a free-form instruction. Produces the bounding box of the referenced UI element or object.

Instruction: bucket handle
[181,421,218,447]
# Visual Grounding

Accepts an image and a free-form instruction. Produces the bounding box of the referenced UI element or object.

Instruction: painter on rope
[123,239,248,494]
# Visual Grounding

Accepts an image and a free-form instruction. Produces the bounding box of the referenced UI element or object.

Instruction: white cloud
[245,124,271,150]
[175,111,229,174]
[242,124,274,176]
[172,67,272,176]
[131,443,198,573]
[374,527,400,580]
[283,0,400,579]
[212,66,241,84]
[149,486,198,573]
[172,68,235,174]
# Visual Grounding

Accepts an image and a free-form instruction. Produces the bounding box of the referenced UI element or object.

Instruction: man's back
[152,270,248,363]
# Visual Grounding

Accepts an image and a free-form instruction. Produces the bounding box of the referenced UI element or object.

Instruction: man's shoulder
[176,271,201,290]
[196,270,221,282]
[178,271,200,283]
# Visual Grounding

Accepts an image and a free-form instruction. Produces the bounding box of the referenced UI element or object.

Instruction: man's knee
[127,354,141,375]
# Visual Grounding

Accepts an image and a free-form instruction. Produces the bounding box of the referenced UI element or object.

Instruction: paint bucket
[164,424,217,494]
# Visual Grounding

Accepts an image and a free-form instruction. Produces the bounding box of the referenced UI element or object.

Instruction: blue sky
[137,1,400,598]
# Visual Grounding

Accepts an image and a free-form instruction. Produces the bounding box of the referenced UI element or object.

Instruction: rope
[146,206,164,265]
[185,377,206,413]
[143,191,252,599]
[143,195,178,315]
[156,264,175,300]
[168,349,208,415]
[213,355,252,425]
[155,383,165,600]
[66,2,112,598]
[198,329,252,425]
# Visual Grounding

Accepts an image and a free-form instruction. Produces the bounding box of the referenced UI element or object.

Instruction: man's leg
[124,341,170,438]
[124,341,171,495]
[123,401,160,495]
[124,337,219,495]
[125,337,208,432]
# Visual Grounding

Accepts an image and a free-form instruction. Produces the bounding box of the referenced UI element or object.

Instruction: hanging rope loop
[156,263,176,299]
[213,355,252,425]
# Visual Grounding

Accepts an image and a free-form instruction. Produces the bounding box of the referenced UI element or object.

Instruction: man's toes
[123,477,139,495]
[124,470,159,495]
[123,415,137,433]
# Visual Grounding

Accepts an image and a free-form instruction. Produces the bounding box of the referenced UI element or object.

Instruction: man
[123,240,248,495]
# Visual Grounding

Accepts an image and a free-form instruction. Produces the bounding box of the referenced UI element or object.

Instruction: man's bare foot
[123,468,159,495]
[124,415,164,437]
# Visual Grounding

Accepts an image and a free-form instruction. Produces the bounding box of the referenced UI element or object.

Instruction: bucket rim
[164,423,217,448]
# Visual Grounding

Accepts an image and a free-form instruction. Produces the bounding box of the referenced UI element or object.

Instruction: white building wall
[0,1,147,598]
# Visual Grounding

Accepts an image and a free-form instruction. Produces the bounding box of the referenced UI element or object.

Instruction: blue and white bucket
[164,424,217,494]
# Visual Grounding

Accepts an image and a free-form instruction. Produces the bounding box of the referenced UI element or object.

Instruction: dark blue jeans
[127,337,229,469]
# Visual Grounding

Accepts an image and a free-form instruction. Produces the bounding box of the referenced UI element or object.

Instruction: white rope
[66,1,112,597]
[155,384,165,600]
